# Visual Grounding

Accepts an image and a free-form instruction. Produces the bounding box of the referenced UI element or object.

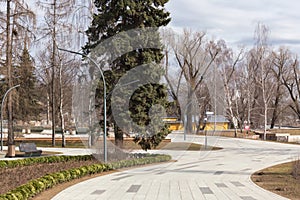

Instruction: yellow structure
[204,115,229,131]
[204,122,229,131]
[163,115,230,131]
[162,117,184,131]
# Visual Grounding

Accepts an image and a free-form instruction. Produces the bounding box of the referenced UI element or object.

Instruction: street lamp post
[205,111,214,150]
[58,48,107,163]
[1,84,20,151]
[203,117,207,150]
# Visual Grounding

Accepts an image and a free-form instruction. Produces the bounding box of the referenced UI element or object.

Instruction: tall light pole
[58,48,107,163]
[1,84,20,151]
[205,111,213,150]
[203,117,207,149]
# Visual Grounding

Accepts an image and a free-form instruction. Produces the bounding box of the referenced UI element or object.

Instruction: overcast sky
[166,0,300,53]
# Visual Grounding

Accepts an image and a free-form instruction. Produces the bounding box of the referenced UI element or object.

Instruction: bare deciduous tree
[162,29,221,134]
[250,23,275,140]
[0,0,35,156]
[280,50,300,120]
[215,40,244,136]
[37,0,76,147]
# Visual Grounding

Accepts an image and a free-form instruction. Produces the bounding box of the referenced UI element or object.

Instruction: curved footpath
[50,133,299,200]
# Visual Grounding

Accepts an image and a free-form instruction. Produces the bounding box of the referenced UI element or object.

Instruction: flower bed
[0,154,171,200]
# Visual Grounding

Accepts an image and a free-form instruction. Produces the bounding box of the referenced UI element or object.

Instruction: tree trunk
[184,88,194,135]
[114,123,123,148]
[270,85,281,129]
[47,92,50,125]
[51,0,57,147]
[264,104,268,140]
[59,62,65,147]
[6,1,14,157]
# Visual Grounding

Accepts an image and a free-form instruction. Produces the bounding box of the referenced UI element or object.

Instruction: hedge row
[0,154,171,200]
[0,155,94,169]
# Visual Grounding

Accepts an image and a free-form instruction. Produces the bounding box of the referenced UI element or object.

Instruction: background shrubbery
[0,155,93,169]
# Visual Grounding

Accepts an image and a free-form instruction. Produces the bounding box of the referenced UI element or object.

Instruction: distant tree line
[162,24,300,140]
[1,0,300,156]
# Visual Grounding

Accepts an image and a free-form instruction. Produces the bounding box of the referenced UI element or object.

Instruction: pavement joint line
[177,161,201,166]
[173,165,201,171]
[113,172,128,176]
[144,167,160,171]
[111,174,132,181]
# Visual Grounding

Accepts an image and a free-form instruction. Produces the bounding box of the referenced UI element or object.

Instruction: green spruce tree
[84,0,171,150]
[14,43,42,124]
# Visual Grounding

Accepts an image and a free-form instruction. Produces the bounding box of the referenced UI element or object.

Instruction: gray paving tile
[214,171,224,175]
[127,185,141,193]
[156,171,166,175]
[112,175,132,181]
[240,196,257,200]
[199,187,213,194]
[242,168,252,171]
[231,181,245,187]
[215,183,227,188]
[144,168,160,171]
[91,190,105,195]
[252,159,261,162]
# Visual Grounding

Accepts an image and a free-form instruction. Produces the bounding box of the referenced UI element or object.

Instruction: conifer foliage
[84,0,171,150]
[15,46,41,123]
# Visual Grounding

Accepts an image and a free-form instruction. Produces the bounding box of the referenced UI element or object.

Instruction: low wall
[288,135,300,143]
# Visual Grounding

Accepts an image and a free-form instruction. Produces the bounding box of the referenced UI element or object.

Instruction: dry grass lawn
[251,161,300,200]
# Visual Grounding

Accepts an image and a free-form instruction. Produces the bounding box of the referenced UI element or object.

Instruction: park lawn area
[251,161,300,200]
[120,140,222,151]
[0,154,172,197]
[2,150,62,157]
[158,142,222,151]
[12,139,222,151]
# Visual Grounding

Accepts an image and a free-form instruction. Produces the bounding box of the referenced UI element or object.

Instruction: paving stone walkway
[51,133,299,199]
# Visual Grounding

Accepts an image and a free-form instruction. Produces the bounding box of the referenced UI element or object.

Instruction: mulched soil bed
[0,159,100,194]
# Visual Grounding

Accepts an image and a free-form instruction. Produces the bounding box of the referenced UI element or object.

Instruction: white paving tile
[52,133,300,200]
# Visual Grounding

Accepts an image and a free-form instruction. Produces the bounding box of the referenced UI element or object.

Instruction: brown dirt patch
[251,161,300,200]
[0,159,99,195]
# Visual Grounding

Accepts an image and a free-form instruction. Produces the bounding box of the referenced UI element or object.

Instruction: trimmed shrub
[0,155,94,169]
[0,154,171,200]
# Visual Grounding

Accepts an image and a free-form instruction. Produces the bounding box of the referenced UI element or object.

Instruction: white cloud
[166,0,300,53]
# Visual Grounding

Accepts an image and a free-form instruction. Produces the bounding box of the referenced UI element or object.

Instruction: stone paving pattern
[51,133,300,200]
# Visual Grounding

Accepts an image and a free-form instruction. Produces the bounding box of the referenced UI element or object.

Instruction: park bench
[19,143,42,157]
